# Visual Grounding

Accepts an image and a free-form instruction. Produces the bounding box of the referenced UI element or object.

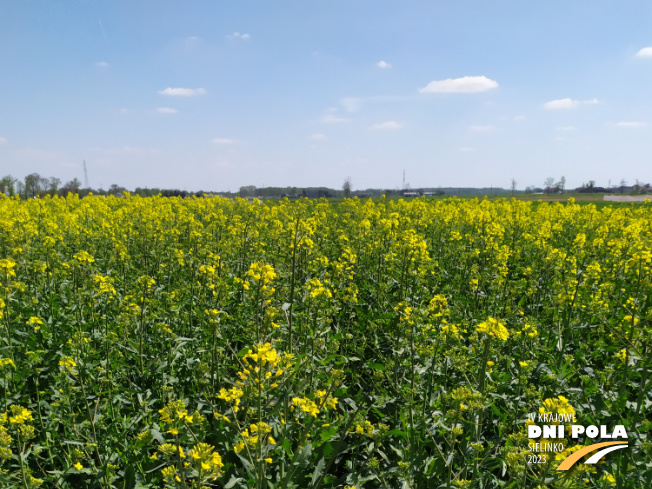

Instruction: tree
[511,178,517,195]
[24,172,43,198]
[0,175,16,196]
[61,178,82,195]
[544,177,555,193]
[342,177,352,198]
[47,177,61,195]
[555,176,566,193]
[239,185,257,198]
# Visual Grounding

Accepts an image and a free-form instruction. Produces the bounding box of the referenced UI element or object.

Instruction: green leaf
[123,464,136,489]
[310,457,325,487]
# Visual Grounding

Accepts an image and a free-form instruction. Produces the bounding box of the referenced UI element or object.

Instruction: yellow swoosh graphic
[557,441,628,471]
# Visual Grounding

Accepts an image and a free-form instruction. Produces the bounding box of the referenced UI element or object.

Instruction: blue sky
[1,1,652,192]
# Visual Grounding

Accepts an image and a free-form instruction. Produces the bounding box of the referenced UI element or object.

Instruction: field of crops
[0,194,649,489]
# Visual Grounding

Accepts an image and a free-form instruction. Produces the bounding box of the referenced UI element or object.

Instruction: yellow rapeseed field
[0,194,649,488]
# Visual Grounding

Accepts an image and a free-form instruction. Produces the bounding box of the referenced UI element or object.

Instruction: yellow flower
[0,358,15,369]
[8,406,34,424]
[616,349,627,362]
[601,473,616,487]
[476,318,509,341]
[58,356,77,373]
[73,462,83,470]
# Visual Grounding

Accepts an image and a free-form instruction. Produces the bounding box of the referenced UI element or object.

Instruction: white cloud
[341,97,361,113]
[321,114,348,123]
[469,125,496,132]
[372,121,403,130]
[419,75,498,93]
[95,61,109,68]
[544,98,580,110]
[377,60,391,69]
[459,147,473,152]
[615,121,647,128]
[156,107,178,114]
[0,137,8,145]
[309,133,327,141]
[212,138,237,144]
[227,32,251,40]
[514,115,527,121]
[557,126,577,131]
[543,98,599,110]
[158,87,206,97]
[119,108,131,114]
[636,47,652,58]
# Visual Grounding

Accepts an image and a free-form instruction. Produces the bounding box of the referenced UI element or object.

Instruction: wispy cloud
[309,133,327,141]
[158,87,206,97]
[377,60,391,69]
[321,114,348,123]
[0,137,8,145]
[372,121,403,130]
[212,138,237,144]
[469,125,496,132]
[459,147,474,152]
[557,126,577,131]
[544,98,579,109]
[95,61,109,68]
[419,75,498,93]
[615,121,647,128]
[227,32,251,40]
[636,47,652,58]
[544,98,599,110]
[119,108,131,114]
[156,107,178,114]
[341,97,361,113]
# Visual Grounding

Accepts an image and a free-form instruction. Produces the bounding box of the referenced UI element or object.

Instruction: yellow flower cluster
[291,390,338,418]
[514,323,538,338]
[0,257,17,277]
[291,397,321,417]
[157,399,204,432]
[0,412,13,460]
[0,358,15,369]
[234,422,274,453]
[58,356,77,373]
[428,294,449,318]
[217,386,244,412]
[7,406,34,425]
[72,250,95,265]
[187,442,224,478]
[26,316,44,331]
[476,317,509,341]
[92,274,116,297]
[306,278,332,300]
[540,395,576,419]
[246,262,276,286]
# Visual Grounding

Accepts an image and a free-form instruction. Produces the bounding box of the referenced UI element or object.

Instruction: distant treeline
[3,172,648,200]
[0,173,227,199]
[238,186,516,198]
[0,173,518,200]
